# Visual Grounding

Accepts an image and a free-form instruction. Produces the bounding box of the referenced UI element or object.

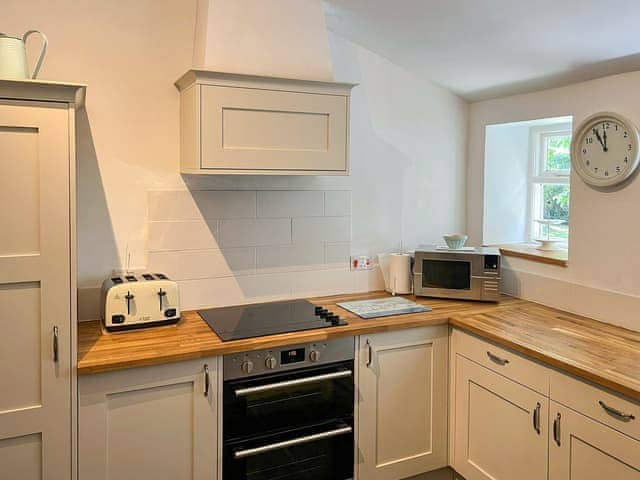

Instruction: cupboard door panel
[0,101,71,480]
[200,85,348,172]
[79,358,218,480]
[453,355,548,480]
[358,326,448,480]
[549,401,640,480]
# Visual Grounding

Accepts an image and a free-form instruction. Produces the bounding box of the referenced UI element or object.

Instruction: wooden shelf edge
[498,244,568,267]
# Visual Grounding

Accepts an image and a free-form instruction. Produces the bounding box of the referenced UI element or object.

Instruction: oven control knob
[241,360,254,374]
[309,349,321,362]
[265,356,277,369]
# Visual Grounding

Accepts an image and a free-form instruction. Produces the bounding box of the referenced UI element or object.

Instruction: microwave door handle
[234,369,352,397]
[234,425,353,459]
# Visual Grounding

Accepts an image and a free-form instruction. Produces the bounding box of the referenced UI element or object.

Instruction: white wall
[468,71,640,331]
[2,0,468,316]
[483,123,530,244]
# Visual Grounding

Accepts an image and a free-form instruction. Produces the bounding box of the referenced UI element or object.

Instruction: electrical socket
[350,255,375,271]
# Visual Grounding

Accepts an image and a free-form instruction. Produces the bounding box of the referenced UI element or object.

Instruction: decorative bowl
[443,234,468,250]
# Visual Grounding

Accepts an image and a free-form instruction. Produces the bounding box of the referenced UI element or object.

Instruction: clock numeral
[594,167,599,172]
[586,160,590,166]
[615,124,619,131]
[616,165,621,173]
[605,170,609,176]
[586,137,593,144]
[583,148,587,154]
[628,144,632,151]
[624,132,628,138]
[625,156,629,163]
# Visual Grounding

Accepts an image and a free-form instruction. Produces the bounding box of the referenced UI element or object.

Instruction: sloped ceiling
[324,0,640,101]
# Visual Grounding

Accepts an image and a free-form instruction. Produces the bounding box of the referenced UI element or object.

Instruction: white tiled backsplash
[146,189,377,310]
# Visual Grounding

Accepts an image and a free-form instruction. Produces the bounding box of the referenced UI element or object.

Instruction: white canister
[387,253,413,295]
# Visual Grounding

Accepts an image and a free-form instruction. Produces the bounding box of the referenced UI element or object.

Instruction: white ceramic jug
[0,30,48,79]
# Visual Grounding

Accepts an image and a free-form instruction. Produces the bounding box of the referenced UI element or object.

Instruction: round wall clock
[570,112,640,187]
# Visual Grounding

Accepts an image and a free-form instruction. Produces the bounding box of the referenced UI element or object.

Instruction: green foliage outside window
[546,135,571,171]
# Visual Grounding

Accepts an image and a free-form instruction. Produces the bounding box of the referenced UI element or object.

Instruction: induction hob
[198,299,348,341]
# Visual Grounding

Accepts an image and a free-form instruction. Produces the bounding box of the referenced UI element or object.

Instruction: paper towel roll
[387,253,413,295]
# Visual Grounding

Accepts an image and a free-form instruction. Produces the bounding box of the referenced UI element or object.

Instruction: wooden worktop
[77,293,524,374]
[78,292,640,402]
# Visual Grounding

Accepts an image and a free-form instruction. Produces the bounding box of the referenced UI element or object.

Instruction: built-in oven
[413,246,501,302]
[223,337,354,480]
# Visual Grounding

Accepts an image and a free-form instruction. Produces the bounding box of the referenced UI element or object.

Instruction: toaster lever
[158,288,167,310]
[125,291,134,315]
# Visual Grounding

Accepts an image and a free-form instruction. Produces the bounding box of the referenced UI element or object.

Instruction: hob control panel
[224,336,354,380]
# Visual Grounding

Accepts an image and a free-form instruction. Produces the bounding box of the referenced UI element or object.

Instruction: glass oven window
[422,259,471,290]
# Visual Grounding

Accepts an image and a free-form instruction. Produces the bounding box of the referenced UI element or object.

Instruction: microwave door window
[422,260,471,290]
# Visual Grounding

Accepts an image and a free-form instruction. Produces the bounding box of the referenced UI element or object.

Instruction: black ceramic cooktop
[198,299,347,341]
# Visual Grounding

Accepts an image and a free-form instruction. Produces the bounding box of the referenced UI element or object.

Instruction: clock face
[571,113,640,187]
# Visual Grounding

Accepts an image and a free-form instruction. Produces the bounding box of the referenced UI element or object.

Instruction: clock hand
[603,128,608,152]
[593,128,605,150]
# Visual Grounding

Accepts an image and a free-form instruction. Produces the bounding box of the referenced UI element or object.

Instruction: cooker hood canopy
[192,0,334,81]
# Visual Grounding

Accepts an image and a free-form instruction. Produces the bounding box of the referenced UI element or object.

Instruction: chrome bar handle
[553,413,561,446]
[53,326,59,363]
[533,402,541,434]
[486,351,509,366]
[204,364,210,397]
[234,370,352,397]
[366,340,373,368]
[599,400,636,421]
[234,425,352,459]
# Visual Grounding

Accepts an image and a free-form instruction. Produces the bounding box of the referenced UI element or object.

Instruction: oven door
[224,361,354,441]
[224,420,354,480]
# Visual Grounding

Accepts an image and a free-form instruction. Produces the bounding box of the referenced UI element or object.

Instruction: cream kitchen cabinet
[0,80,84,480]
[79,358,219,480]
[452,355,548,480]
[176,70,354,175]
[357,325,449,480]
[549,400,640,479]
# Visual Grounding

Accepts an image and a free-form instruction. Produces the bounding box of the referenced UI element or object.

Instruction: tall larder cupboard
[0,79,85,480]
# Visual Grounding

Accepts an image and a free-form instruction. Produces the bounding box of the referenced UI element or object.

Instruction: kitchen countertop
[78,292,640,402]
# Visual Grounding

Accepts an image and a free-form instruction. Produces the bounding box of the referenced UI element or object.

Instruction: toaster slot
[125,275,137,282]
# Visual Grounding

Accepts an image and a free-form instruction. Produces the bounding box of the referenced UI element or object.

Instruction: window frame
[527,123,572,244]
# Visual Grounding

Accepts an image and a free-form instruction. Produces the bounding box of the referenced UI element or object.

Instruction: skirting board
[502,267,640,332]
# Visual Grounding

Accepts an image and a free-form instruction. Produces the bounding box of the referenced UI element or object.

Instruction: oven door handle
[234,425,353,459]
[234,369,352,397]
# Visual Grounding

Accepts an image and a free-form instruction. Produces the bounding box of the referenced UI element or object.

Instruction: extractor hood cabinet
[175,70,355,175]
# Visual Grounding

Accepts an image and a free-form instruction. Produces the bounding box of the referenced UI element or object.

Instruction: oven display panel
[281,347,306,364]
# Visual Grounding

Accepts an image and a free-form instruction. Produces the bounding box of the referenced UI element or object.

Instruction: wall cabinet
[452,355,548,480]
[549,400,640,479]
[79,358,219,480]
[176,70,354,175]
[0,80,84,480]
[357,326,449,480]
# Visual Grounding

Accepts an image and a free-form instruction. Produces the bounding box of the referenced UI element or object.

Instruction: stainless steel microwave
[413,246,501,302]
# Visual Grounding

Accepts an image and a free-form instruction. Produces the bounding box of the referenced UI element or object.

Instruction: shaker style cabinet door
[357,325,448,480]
[0,101,72,480]
[199,85,348,173]
[79,358,219,480]
[549,400,640,480]
[452,355,548,480]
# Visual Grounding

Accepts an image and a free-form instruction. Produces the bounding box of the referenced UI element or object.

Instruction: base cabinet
[79,358,218,480]
[357,326,449,480]
[549,401,640,479]
[452,355,548,480]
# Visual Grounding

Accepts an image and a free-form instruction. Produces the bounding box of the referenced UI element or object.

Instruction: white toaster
[101,272,180,331]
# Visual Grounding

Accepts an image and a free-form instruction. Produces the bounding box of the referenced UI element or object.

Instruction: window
[529,123,571,245]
